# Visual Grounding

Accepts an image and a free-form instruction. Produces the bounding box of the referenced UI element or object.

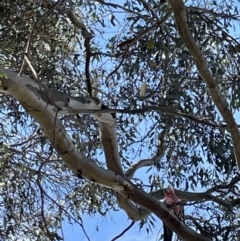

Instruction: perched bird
[163,185,181,241]
[139,82,148,97]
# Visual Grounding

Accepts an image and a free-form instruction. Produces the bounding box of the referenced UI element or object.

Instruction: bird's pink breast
[165,191,180,215]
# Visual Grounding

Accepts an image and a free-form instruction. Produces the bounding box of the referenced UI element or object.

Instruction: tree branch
[117,10,172,48]
[186,6,240,20]
[110,221,135,241]
[168,0,240,168]
[96,107,231,127]
[151,189,233,210]
[0,67,211,240]
[125,128,168,179]
[41,0,93,38]
[19,0,62,76]
[0,67,116,187]
[125,159,154,179]
[94,112,151,220]
[92,0,150,21]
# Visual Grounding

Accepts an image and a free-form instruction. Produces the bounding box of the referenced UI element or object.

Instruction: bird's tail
[163,223,173,241]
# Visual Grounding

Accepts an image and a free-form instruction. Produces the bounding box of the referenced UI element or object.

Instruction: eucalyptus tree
[0,0,240,240]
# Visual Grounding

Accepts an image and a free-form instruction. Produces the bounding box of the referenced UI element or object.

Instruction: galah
[163,185,181,241]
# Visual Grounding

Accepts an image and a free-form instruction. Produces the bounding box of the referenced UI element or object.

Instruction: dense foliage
[0,0,240,240]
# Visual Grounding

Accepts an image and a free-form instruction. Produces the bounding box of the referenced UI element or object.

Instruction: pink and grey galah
[163,185,181,241]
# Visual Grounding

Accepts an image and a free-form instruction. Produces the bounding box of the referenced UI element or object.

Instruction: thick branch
[83,107,229,128]
[125,159,154,179]
[46,89,102,113]
[168,0,240,168]
[0,67,151,220]
[126,128,168,179]
[151,189,232,210]
[0,67,210,240]
[95,114,150,220]
[0,68,117,187]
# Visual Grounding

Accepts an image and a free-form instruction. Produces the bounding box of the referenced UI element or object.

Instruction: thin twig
[105,10,172,83]
[110,221,135,241]
[93,0,150,21]
[37,178,91,241]
[18,0,62,76]
[105,48,129,83]
[36,159,54,239]
[23,55,39,80]
[187,6,240,20]
[118,10,172,48]
[84,34,93,96]
[207,174,240,193]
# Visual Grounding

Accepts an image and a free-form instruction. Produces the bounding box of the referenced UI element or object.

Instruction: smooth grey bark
[168,0,240,168]
[0,66,211,241]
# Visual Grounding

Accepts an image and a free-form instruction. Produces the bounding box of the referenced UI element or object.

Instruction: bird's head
[165,184,174,195]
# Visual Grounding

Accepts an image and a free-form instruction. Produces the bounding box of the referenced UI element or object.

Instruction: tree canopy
[0,0,240,240]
